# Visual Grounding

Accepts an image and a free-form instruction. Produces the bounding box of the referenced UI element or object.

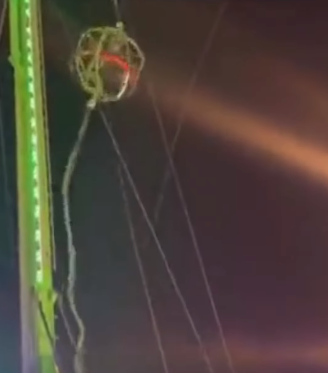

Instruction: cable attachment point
[116,21,124,30]
[87,97,97,109]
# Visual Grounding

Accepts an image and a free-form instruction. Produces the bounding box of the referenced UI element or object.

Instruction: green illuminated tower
[9,0,57,372]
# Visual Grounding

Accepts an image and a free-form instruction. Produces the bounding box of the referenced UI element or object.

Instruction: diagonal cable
[99,109,215,373]
[118,165,170,373]
[147,80,236,373]
[148,1,229,236]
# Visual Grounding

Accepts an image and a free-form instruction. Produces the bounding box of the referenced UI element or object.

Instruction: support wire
[147,81,236,373]
[119,166,170,373]
[111,0,122,24]
[145,5,236,370]
[100,109,215,373]
[147,1,229,238]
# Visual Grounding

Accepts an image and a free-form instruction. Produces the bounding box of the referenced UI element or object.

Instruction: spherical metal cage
[71,24,145,104]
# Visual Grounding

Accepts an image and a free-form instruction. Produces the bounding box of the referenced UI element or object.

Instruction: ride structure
[71,21,145,104]
[9,0,144,371]
[9,0,57,372]
[63,20,145,373]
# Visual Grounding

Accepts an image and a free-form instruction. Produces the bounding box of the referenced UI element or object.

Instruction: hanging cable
[118,166,170,373]
[147,81,236,373]
[62,102,95,373]
[57,291,77,349]
[99,109,215,373]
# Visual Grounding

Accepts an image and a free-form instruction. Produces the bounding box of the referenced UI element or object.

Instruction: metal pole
[9,0,56,372]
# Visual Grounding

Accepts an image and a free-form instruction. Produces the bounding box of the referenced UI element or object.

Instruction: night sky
[1,1,328,372]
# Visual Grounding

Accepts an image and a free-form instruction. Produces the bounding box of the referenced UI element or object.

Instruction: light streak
[150,75,328,188]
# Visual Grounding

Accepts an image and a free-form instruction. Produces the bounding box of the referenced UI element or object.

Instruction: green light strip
[24,0,43,285]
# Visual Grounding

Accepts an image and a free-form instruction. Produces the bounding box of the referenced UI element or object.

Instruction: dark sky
[1,1,328,372]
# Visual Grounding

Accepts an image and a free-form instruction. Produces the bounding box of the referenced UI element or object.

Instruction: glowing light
[24,0,43,284]
[148,71,328,187]
[100,52,131,73]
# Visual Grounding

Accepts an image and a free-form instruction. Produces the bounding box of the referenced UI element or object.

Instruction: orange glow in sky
[149,73,328,188]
